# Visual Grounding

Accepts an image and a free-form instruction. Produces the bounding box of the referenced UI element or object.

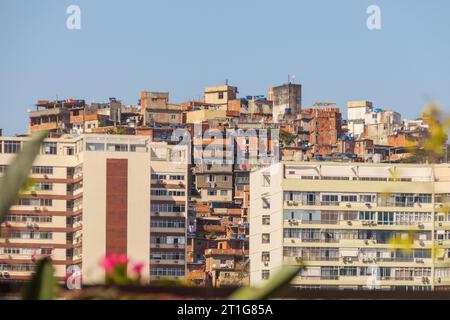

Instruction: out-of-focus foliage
[405,103,449,163]
[388,230,415,254]
[229,264,303,300]
[22,257,57,300]
[0,131,47,223]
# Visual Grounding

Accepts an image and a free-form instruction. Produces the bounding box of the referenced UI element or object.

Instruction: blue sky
[1,0,449,135]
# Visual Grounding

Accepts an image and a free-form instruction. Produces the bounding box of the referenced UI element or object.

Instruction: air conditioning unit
[439,222,443,227]
[287,201,293,206]
[415,258,424,263]
[293,202,299,206]
[347,221,352,226]
[155,260,160,263]
[155,244,160,248]
[264,262,269,267]
[364,240,369,245]
[438,240,444,245]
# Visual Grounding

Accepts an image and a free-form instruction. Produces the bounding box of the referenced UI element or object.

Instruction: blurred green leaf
[229,265,302,300]
[0,131,47,224]
[23,257,57,300]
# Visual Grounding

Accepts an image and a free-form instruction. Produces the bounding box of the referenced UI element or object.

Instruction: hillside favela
[1,80,449,295]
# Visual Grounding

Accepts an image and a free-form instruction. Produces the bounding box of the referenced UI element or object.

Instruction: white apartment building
[250,162,450,290]
[347,101,402,144]
[0,134,189,284]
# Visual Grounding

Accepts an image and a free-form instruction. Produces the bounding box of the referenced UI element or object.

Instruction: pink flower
[101,254,117,273]
[132,262,144,276]
[117,254,129,265]
[101,253,128,272]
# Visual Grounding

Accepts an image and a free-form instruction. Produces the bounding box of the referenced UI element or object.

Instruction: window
[321,266,339,280]
[32,166,53,175]
[262,215,270,225]
[218,92,224,99]
[360,194,376,203]
[86,143,105,151]
[152,174,167,180]
[33,183,53,191]
[167,190,185,196]
[378,212,395,225]
[65,147,74,155]
[262,252,270,262]
[322,194,339,205]
[341,195,358,202]
[42,142,57,155]
[207,174,216,182]
[339,267,357,277]
[207,189,217,196]
[151,203,185,213]
[262,233,270,244]
[112,144,128,152]
[223,176,229,182]
[262,270,270,280]
[169,175,184,181]
[3,141,21,153]
[170,114,177,120]
[151,220,185,228]
[359,211,376,221]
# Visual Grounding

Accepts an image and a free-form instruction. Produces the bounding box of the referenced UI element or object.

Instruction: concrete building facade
[250,162,450,290]
[0,134,189,284]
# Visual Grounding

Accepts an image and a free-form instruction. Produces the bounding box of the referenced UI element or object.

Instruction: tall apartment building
[250,162,450,290]
[302,108,343,155]
[0,134,189,284]
[269,83,302,123]
[0,136,84,282]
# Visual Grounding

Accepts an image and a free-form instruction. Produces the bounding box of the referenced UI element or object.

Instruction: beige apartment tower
[0,135,189,284]
[250,162,450,290]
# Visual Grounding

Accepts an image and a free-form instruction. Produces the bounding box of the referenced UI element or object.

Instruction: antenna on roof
[225,79,228,86]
